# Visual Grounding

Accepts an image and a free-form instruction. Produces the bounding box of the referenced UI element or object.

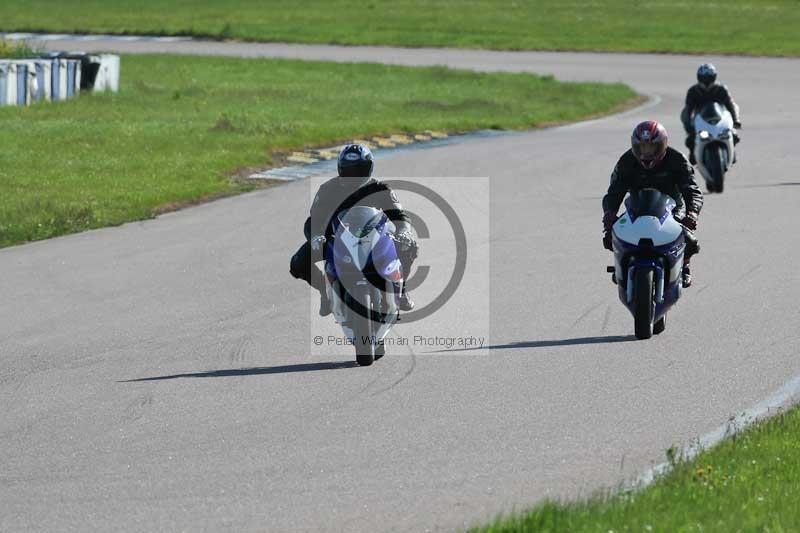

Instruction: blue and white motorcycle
[607,189,686,339]
[693,101,736,193]
[324,206,404,366]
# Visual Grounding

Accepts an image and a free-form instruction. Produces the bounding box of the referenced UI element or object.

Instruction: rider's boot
[682,263,693,288]
[374,341,386,360]
[398,287,414,312]
[318,289,332,317]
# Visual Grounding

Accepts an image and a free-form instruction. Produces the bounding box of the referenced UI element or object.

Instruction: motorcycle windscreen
[625,188,675,223]
[698,102,726,124]
[336,206,388,239]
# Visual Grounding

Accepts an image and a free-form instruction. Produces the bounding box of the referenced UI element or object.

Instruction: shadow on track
[120,361,358,382]
[488,335,636,349]
[431,335,636,353]
[741,181,800,188]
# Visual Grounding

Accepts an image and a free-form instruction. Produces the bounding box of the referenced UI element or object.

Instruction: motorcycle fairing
[694,102,735,180]
[615,194,682,247]
[612,189,685,322]
[325,207,402,284]
[322,206,402,343]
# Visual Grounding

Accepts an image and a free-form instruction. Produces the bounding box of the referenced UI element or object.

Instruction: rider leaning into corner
[602,121,704,288]
[290,143,418,316]
[681,63,742,165]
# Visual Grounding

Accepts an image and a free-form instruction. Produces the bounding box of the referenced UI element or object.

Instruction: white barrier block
[65,59,79,98]
[57,59,69,101]
[75,60,82,93]
[35,60,52,102]
[13,61,41,104]
[25,62,38,104]
[0,54,119,105]
[93,54,120,92]
[6,63,18,106]
[0,63,8,106]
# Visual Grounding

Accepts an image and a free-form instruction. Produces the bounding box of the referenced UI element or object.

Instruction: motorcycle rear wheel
[353,292,376,366]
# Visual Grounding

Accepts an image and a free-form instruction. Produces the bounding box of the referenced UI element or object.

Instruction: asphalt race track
[2,39,800,531]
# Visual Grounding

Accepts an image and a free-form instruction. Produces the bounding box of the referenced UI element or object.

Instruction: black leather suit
[603,147,703,259]
[681,83,741,153]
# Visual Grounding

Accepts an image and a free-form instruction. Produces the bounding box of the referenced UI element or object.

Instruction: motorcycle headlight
[699,130,710,140]
[718,129,731,139]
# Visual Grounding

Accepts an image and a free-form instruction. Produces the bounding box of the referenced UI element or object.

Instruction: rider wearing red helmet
[602,121,704,287]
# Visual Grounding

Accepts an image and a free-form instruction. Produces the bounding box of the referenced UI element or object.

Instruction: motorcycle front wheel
[706,144,725,193]
[633,268,655,340]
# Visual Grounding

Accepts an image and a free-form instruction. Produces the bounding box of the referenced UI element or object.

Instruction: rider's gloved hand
[393,231,415,245]
[734,121,742,129]
[392,231,419,263]
[310,235,326,252]
[683,211,699,231]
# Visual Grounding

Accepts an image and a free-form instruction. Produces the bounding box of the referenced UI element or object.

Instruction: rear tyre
[354,292,375,367]
[653,314,666,335]
[633,268,655,340]
[707,145,725,193]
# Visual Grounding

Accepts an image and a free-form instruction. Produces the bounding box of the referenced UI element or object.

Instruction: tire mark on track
[122,393,154,423]
[226,336,250,364]
[734,264,762,284]
[307,359,385,422]
[601,305,612,333]
[369,344,417,397]
[569,301,603,331]
[696,283,711,294]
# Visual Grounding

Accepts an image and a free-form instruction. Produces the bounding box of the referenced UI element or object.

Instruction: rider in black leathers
[681,63,742,165]
[603,121,704,287]
[290,144,418,316]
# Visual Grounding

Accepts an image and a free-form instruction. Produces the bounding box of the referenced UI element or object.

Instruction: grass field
[1,1,799,56]
[0,54,636,248]
[476,406,800,532]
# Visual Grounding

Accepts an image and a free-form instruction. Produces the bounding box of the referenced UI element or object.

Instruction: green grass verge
[1,1,799,56]
[0,38,43,58]
[476,407,800,532]
[0,54,637,248]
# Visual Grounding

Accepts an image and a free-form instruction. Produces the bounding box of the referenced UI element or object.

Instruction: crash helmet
[336,144,374,187]
[631,121,668,170]
[697,63,717,89]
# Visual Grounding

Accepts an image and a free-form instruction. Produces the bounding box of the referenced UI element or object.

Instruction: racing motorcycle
[323,206,403,366]
[693,101,736,193]
[606,189,686,339]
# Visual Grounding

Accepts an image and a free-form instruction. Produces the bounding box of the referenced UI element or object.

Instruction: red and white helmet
[631,121,668,169]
